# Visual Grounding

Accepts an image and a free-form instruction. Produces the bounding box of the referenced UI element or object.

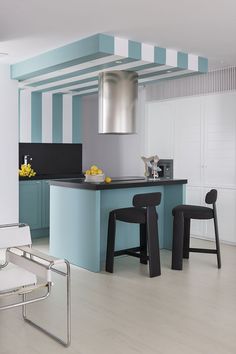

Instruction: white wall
[82,88,146,177]
[0,64,18,224]
[146,92,236,244]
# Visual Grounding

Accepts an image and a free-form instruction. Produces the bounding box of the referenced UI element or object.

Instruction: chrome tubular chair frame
[0,223,71,347]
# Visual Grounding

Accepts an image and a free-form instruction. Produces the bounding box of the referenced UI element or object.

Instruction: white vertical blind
[145,66,236,102]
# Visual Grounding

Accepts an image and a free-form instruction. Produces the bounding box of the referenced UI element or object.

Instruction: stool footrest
[114,247,141,257]
[189,248,217,254]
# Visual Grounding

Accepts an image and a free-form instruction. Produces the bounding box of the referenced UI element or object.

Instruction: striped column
[19,90,83,144]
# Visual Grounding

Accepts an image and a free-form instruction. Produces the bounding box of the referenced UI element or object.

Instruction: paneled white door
[173,97,203,186]
[204,92,236,188]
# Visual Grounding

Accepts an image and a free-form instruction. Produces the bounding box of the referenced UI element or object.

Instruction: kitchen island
[49,178,187,272]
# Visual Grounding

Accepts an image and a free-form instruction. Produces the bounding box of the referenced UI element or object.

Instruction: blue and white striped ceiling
[11,33,208,96]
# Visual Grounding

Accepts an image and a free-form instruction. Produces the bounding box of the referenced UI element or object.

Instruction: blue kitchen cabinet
[41,180,50,228]
[19,180,42,230]
[19,180,49,238]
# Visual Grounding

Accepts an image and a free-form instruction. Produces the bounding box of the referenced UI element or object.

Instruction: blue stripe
[75,91,98,98]
[177,52,188,69]
[72,85,98,93]
[140,71,199,85]
[198,57,208,73]
[154,47,166,65]
[139,67,182,80]
[98,34,114,54]
[35,77,98,93]
[72,96,82,143]
[31,92,42,142]
[128,40,141,59]
[129,63,162,72]
[52,94,63,143]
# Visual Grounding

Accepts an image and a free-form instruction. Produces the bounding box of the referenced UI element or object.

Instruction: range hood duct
[98,71,138,134]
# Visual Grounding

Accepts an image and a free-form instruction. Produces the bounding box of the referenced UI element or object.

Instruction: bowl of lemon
[84,165,105,183]
[84,165,112,183]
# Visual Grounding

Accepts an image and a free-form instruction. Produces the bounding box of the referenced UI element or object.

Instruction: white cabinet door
[186,186,205,237]
[204,187,236,243]
[204,93,236,187]
[173,97,203,185]
[146,101,174,158]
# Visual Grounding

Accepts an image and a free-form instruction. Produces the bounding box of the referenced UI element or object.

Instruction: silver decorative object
[141,155,161,179]
[98,71,138,134]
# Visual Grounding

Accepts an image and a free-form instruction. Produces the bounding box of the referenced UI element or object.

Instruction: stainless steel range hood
[98,71,138,134]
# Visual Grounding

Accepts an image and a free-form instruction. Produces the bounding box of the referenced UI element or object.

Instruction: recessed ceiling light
[115,60,123,64]
[166,70,172,73]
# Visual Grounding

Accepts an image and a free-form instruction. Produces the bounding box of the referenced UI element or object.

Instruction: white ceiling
[0,0,236,69]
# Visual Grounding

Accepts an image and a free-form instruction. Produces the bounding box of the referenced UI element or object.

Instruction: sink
[112,176,146,182]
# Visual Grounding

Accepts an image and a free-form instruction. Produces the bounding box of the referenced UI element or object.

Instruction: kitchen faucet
[24,154,32,165]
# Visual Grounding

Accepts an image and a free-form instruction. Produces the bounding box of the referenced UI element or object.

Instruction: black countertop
[49,177,188,190]
[19,173,84,181]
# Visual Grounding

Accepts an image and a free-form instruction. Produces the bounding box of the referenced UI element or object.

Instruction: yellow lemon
[90,165,98,171]
[91,170,97,176]
[97,169,103,175]
[85,170,91,175]
[105,176,112,183]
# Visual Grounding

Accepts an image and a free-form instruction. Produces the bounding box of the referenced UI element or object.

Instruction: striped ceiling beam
[11,33,208,94]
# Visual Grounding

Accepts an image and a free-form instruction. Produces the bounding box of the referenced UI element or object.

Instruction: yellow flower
[19,164,36,178]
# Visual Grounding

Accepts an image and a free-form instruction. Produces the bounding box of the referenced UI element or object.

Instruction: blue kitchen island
[49,178,187,272]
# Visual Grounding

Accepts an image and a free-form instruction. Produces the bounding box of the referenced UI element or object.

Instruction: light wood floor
[0,238,236,354]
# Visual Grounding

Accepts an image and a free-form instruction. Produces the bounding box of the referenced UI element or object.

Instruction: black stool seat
[112,207,146,224]
[172,189,221,271]
[173,205,213,220]
[106,192,162,277]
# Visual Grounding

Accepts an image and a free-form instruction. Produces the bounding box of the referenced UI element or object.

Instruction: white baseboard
[191,234,236,247]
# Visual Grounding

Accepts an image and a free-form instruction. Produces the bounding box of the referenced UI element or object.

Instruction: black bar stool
[106,192,162,277]
[172,189,221,270]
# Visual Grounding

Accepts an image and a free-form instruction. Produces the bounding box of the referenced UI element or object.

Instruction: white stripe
[62,94,72,143]
[188,54,199,71]
[20,90,31,142]
[70,88,98,96]
[20,55,123,87]
[139,69,193,83]
[42,92,52,143]
[114,37,128,57]
[141,43,154,62]
[166,49,177,67]
[27,60,150,92]
[138,65,171,75]
[47,80,99,95]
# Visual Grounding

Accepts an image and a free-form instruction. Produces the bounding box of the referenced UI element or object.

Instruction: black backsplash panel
[19,143,82,176]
